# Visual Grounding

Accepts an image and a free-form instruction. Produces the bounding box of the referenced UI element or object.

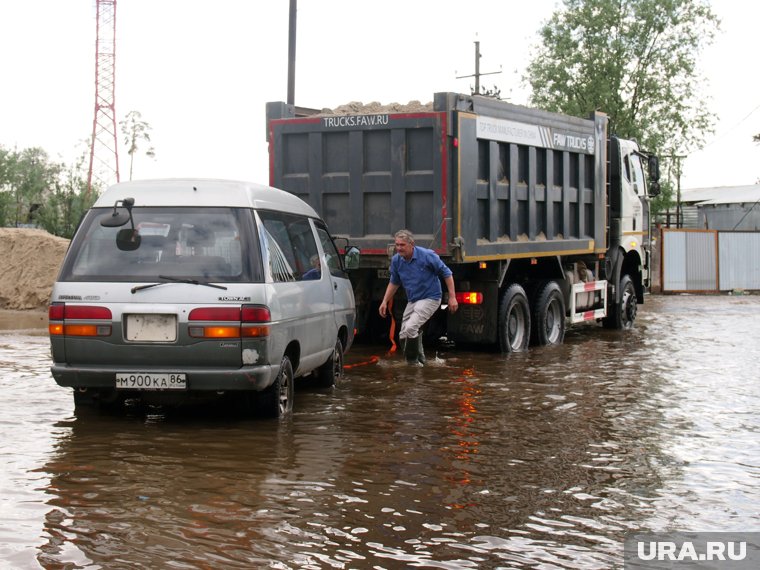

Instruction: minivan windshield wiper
[131,275,228,293]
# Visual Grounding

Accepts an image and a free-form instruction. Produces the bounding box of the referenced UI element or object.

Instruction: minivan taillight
[48,303,64,336]
[65,306,113,319]
[187,305,270,339]
[187,307,241,321]
[49,303,64,321]
[241,304,270,338]
[241,306,271,322]
[48,303,113,337]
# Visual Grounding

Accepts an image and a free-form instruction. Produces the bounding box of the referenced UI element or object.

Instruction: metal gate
[661,229,760,292]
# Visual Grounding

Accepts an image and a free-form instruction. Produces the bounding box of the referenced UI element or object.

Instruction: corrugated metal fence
[661,229,760,292]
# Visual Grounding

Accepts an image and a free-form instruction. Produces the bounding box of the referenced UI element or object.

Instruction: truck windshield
[58,207,261,282]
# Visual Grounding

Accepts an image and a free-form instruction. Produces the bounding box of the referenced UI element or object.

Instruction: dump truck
[266,92,660,351]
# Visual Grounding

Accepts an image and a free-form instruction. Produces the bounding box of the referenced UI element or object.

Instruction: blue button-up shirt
[389,246,452,302]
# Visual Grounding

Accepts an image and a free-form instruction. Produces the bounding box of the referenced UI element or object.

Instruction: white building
[680,184,760,230]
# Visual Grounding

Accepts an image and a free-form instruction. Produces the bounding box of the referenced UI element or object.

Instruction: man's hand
[379,283,399,318]
[444,276,458,314]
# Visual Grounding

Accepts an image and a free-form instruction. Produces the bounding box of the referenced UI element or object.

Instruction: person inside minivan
[302,254,321,280]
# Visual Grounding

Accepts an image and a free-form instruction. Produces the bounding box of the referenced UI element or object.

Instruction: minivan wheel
[314,339,344,388]
[73,388,123,414]
[256,356,294,418]
[73,389,97,408]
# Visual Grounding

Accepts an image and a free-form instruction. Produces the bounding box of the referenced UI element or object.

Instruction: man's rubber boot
[404,336,420,364]
[416,334,426,365]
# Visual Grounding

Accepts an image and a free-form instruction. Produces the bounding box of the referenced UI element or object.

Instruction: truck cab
[608,136,661,302]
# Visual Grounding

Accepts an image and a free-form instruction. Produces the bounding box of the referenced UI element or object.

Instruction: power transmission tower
[87,0,120,197]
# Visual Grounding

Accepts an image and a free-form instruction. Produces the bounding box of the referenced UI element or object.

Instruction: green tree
[0,146,61,227]
[0,143,101,237]
[525,0,720,213]
[120,110,156,181]
[36,147,99,239]
[0,147,13,226]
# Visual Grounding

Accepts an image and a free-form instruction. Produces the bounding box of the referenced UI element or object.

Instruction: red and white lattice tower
[87,0,120,196]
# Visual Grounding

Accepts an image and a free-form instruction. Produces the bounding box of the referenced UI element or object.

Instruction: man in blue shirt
[379,229,458,364]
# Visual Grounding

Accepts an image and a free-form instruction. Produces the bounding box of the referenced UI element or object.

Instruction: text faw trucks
[266,92,660,351]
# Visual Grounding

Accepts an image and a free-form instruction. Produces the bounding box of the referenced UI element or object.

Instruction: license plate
[125,314,177,342]
[116,373,187,390]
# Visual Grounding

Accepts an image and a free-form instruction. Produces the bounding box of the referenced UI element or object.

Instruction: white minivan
[49,179,358,417]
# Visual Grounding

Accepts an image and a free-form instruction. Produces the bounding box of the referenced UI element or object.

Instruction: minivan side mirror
[100,197,136,228]
[102,197,141,250]
[116,228,142,251]
[344,246,361,269]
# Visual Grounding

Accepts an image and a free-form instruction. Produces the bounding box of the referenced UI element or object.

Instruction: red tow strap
[387,297,397,352]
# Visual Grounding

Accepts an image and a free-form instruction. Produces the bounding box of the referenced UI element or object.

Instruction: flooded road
[1,295,759,569]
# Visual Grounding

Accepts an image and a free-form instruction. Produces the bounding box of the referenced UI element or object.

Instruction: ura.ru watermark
[625,533,760,568]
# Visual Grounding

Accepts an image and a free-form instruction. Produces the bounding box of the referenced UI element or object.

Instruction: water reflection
[0,296,758,568]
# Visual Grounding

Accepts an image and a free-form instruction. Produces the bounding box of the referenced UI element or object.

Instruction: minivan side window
[315,222,345,278]
[257,211,321,282]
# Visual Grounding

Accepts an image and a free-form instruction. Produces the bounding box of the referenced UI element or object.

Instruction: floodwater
[1,295,759,569]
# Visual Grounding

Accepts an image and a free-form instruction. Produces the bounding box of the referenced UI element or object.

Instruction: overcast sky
[1,0,757,190]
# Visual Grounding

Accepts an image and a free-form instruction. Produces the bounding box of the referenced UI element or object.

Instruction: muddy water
[1,295,759,569]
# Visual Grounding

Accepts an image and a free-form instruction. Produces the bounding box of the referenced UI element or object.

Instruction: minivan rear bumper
[50,363,277,392]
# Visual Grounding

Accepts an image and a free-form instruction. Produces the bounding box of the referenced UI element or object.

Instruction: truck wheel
[531,280,566,346]
[314,339,344,388]
[603,274,637,330]
[498,284,531,353]
[256,356,294,418]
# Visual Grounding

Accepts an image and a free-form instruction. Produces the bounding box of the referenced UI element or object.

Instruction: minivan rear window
[58,207,262,282]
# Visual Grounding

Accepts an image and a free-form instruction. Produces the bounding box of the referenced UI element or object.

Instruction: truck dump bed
[267,92,609,262]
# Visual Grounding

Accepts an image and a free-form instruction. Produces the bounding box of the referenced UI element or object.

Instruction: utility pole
[87,0,120,198]
[456,41,501,96]
[672,154,686,228]
[287,0,297,105]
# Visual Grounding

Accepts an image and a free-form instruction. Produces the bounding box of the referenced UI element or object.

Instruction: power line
[701,102,760,149]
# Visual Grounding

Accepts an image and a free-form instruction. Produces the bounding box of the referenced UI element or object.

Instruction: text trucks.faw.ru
[266,92,661,351]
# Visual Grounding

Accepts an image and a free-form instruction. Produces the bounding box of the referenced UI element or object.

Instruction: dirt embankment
[0,228,69,310]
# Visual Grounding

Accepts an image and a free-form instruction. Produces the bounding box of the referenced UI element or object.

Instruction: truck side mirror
[648,156,660,183]
[647,155,661,197]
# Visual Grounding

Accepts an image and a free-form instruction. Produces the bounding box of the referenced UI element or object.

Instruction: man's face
[395,239,414,260]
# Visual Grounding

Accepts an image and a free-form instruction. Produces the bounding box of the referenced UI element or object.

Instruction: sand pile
[0,228,69,310]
